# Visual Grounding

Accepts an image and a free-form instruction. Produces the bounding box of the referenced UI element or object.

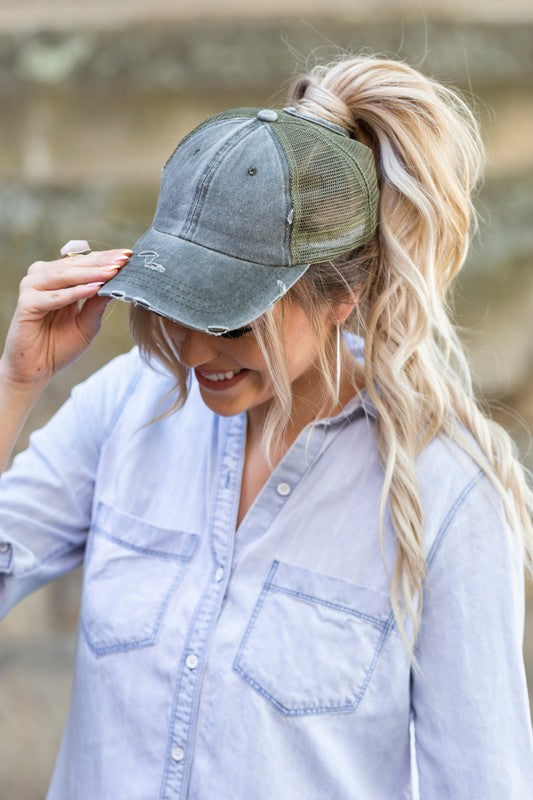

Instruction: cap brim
[98,227,311,332]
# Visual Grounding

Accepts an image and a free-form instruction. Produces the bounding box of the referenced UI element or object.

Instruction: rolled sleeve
[412,470,533,798]
[0,540,13,572]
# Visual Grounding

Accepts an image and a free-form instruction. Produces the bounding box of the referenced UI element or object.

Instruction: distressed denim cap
[99,106,379,334]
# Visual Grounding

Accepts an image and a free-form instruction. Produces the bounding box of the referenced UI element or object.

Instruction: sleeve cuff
[0,542,13,573]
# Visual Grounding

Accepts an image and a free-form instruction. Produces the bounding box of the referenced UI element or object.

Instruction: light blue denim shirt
[1,333,532,799]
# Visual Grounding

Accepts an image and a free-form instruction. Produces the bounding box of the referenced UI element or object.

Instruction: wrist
[0,359,49,399]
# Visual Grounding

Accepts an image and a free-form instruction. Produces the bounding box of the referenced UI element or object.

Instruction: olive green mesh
[273,115,379,263]
[169,107,379,265]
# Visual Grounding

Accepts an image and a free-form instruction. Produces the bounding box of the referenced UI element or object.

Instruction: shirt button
[276,481,291,496]
[171,746,185,762]
[0,542,10,552]
[214,566,224,582]
[185,654,199,670]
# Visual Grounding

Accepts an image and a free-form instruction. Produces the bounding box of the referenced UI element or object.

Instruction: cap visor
[98,227,310,332]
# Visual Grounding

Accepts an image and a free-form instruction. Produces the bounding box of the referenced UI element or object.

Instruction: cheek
[284,333,320,377]
[235,341,268,373]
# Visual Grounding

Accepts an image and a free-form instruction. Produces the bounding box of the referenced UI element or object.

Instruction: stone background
[0,1,532,797]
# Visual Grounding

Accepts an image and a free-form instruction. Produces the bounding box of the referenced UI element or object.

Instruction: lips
[194,367,250,391]
[198,368,243,382]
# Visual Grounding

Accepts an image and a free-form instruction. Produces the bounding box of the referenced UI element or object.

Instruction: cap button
[256,109,278,122]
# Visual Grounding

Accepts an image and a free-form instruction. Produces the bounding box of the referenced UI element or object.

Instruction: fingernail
[117,249,133,256]
[87,281,106,287]
[101,264,122,272]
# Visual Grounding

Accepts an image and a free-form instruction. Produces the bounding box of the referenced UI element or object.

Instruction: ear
[334,301,356,325]
[331,286,361,325]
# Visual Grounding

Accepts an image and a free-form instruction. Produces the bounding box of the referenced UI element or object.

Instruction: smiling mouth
[194,367,251,391]
[197,368,244,382]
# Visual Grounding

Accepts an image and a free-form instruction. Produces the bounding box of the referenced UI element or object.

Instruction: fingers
[26,249,132,291]
[21,281,109,316]
[29,248,132,272]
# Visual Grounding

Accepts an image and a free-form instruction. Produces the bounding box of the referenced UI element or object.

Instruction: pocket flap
[93,501,199,561]
[268,560,391,627]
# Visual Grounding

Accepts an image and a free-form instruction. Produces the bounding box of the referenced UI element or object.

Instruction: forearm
[0,364,48,474]
[0,247,131,478]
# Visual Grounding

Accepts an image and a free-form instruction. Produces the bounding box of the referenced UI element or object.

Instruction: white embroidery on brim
[139,250,166,272]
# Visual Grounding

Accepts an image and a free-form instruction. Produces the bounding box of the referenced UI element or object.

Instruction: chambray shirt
[1,333,532,800]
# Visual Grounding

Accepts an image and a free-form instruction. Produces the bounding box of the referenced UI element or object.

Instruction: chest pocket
[233,560,393,716]
[80,501,199,657]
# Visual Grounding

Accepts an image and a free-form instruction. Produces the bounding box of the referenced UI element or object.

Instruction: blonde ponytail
[287,55,533,665]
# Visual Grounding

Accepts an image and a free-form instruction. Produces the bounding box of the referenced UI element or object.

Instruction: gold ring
[60,239,92,258]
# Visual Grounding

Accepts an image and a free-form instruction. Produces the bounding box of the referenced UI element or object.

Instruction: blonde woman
[1,55,532,799]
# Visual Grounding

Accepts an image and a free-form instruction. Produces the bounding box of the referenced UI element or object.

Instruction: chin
[198,390,246,417]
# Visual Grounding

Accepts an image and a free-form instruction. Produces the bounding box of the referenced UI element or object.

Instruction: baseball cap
[98,106,379,334]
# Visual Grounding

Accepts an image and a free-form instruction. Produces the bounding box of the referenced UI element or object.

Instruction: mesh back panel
[273,118,378,263]
[169,107,379,266]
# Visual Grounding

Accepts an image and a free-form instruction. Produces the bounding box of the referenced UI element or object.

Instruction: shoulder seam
[426,467,485,570]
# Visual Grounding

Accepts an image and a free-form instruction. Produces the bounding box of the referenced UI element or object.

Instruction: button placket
[162,413,245,800]
[185,654,199,670]
[231,426,329,563]
[171,746,185,762]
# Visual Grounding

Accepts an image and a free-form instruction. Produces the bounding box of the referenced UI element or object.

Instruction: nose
[165,321,220,368]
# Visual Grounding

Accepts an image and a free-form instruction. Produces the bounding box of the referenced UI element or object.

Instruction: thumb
[77,295,113,341]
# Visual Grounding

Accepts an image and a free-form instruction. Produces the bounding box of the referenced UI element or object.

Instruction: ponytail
[287,56,533,667]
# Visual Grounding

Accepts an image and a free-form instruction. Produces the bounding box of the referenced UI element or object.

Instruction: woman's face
[161,298,332,425]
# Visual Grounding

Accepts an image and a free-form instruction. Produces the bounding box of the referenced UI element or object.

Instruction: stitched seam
[151,225,310,268]
[181,122,258,239]
[235,561,277,660]
[426,467,485,570]
[233,666,360,716]
[265,582,388,629]
[14,541,81,578]
[160,581,219,798]
[269,125,294,259]
[81,567,187,657]
[92,527,196,562]
[356,618,394,703]
[207,414,241,566]
[235,609,394,716]
[233,560,394,716]
[234,426,327,542]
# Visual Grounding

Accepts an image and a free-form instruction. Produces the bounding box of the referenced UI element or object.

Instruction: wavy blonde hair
[131,54,533,666]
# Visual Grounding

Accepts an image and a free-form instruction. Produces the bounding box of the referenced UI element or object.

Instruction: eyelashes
[220,325,253,339]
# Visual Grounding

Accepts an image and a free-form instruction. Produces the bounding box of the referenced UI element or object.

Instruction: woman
[1,55,532,799]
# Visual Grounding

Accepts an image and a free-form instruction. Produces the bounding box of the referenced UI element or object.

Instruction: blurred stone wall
[0,3,532,797]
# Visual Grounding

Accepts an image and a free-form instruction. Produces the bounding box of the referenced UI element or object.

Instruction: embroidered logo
[139,250,166,273]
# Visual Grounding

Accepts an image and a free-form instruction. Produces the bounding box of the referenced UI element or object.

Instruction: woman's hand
[0,248,132,389]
